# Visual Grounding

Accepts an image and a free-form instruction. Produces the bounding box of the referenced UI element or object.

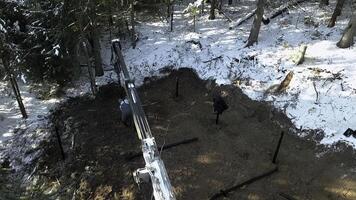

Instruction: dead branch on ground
[203,55,223,63]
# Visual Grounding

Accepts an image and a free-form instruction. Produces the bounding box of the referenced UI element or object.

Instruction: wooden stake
[55,126,66,161]
[126,137,199,161]
[210,167,278,199]
[272,131,284,164]
[175,76,179,97]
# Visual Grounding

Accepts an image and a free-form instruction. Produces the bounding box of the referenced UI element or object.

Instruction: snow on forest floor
[0,81,58,169]
[1,0,356,171]
[111,1,356,148]
[0,72,116,170]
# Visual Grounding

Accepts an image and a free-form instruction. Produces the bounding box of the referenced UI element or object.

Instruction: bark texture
[245,0,265,47]
[337,0,356,48]
[337,17,356,48]
[209,0,217,20]
[328,0,346,27]
[130,0,137,48]
[1,56,27,118]
[91,27,104,76]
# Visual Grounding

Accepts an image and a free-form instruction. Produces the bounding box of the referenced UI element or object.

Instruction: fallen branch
[268,0,308,20]
[218,9,233,22]
[209,167,278,199]
[235,9,256,27]
[233,0,304,28]
[125,137,199,161]
[203,55,223,63]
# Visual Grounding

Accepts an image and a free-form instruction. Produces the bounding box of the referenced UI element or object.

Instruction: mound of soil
[31,68,356,200]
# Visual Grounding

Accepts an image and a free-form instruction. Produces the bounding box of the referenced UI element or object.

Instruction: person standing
[119,97,132,127]
[213,94,228,124]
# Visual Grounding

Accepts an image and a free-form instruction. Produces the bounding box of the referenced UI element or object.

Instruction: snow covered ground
[0,70,116,170]
[1,0,356,171]
[118,1,356,148]
[0,81,59,169]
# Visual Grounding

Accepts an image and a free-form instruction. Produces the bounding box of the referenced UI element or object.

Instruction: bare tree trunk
[170,2,174,32]
[319,0,329,7]
[82,40,97,95]
[167,0,171,19]
[86,0,104,76]
[337,16,356,48]
[218,0,223,11]
[201,0,205,14]
[245,0,265,47]
[2,58,27,118]
[91,27,104,76]
[193,15,196,32]
[328,0,346,27]
[209,0,217,20]
[78,1,97,96]
[109,8,113,42]
[130,0,137,48]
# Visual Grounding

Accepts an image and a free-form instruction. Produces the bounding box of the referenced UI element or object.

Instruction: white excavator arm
[111,40,176,200]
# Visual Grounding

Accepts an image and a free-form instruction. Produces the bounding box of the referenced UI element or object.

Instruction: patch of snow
[0,70,116,171]
[105,2,356,148]
[0,81,59,170]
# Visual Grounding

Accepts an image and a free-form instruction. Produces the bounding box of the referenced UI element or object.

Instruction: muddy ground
[7,68,356,200]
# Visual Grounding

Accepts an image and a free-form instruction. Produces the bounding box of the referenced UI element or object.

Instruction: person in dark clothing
[213,94,229,124]
[119,98,132,127]
[343,128,356,138]
[262,15,270,25]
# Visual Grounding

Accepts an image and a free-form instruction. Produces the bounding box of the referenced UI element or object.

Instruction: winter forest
[1,0,356,199]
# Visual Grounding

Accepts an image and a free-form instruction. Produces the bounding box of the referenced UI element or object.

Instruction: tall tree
[88,0,104,76]
[0,31,27,118]
[130,0,137,48]
[209,0,217,20]
[1,56,27,119]
[245,0,265,47]
[328,0,346,27]
[337,0,356,48]
[218,0,223,11]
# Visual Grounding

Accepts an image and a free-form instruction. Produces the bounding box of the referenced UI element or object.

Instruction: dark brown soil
[30,68,356,200]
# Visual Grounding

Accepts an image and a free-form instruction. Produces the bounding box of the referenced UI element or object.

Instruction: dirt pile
[22,69,356,200]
